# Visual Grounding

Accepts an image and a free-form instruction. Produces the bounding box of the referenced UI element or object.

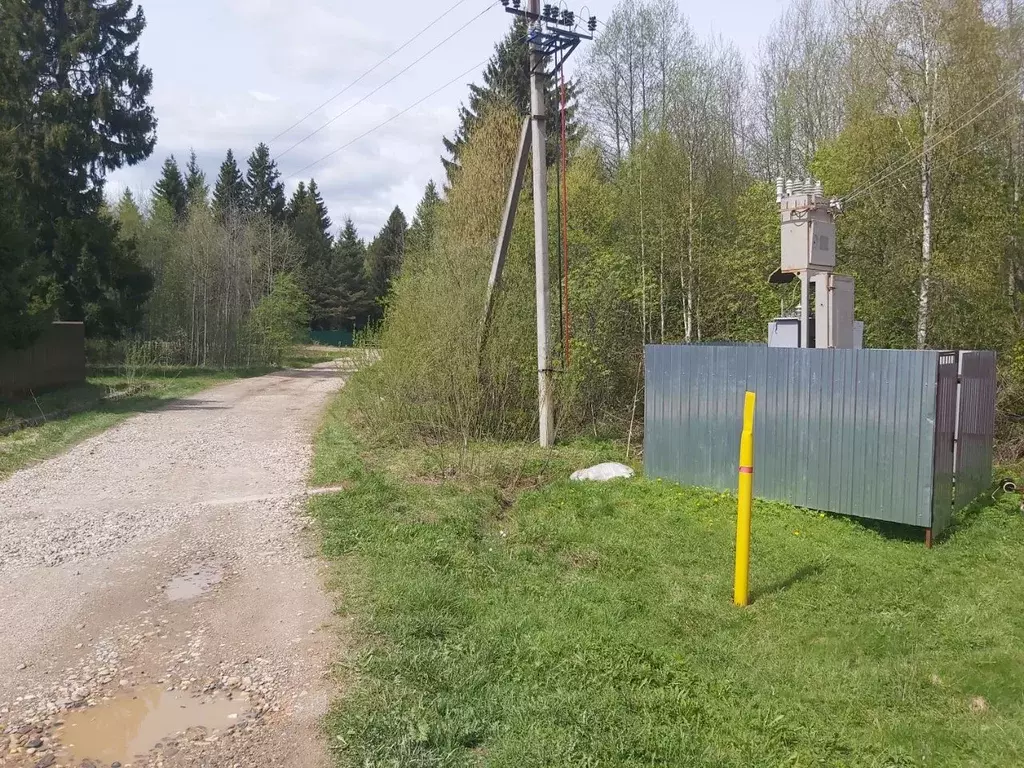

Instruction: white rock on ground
[570,462,636,482]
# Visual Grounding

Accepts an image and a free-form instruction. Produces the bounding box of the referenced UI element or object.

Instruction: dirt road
[0,363,351,768]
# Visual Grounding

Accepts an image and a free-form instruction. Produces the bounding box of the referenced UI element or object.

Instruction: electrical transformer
[780,180,836,273]
[769,178,859,349]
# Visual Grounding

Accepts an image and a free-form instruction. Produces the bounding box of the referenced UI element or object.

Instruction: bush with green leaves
[247,273,310,366]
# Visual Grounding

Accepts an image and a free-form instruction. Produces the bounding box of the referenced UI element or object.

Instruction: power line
[841,83,1005,199]
[269,0,479,144]
[846,84,1019,204]
[843,72,1023,203]
[274,2,499,162]
[285,59,489,179]
[287,32,530,180]
[842,79,1013,200]
[928,121,1015,177]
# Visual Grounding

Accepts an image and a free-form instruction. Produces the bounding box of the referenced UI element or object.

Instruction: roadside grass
[284,345,357,369]
[311,390,1024,768]
[0,344,351,479]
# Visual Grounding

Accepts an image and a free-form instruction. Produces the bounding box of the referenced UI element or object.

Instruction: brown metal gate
[953,351,998,513]
[931,353,959,536]
[932,351,998,538]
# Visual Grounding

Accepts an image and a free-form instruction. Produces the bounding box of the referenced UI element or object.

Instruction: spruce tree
[153,155,187,220]
[0,20,45,351]
[2,0,156,336]
[287,179,333,257]
[308,180,333,239]
[212,149,247,216]
[406,181,442,254]
[365,206,408,311]
[333,219,371,329]
[184,150,209,209]
[0,137,44,351]
[245,142,286,221]
[442,17,579,182]
[286,181,308,223]
[288,179,336,328]
[115,188,145,242]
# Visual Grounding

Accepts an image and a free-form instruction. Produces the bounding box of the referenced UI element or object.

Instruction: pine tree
[184,150,209,209]
[333,219,371,329]
[0,135,44,351]
[115,188,145,242]
[288,179,336,328]
[286,181,309,223]
[2,0,156,336]
[365,206,408,311]
[245,142,286,221]
[406,180,442,254]
[153,155,187,220]
[212,149,247,216]
[442,17,579,182]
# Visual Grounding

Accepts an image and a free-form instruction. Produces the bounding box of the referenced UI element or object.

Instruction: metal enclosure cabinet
[813,274,855,348]
[780,202,836,271]
[768,318,800,348]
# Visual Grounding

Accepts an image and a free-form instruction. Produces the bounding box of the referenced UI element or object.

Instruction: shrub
[247,273,310,366]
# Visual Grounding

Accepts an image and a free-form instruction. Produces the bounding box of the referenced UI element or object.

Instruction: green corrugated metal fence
[644,345,996,537]
[308,330,353,348]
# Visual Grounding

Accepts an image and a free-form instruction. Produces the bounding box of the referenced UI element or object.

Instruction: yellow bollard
[734,391,756,607]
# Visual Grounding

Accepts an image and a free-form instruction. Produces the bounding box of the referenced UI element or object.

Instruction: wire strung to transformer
[555,143,564,363]
[547,30,576,369]
[502,0,592,368]
[559,64,571,367]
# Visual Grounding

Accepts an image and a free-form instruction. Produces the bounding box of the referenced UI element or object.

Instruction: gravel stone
[0,363,351,768]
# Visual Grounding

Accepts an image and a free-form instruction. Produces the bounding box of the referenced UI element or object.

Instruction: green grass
[283,344,358,368]
[311,390,1024,768]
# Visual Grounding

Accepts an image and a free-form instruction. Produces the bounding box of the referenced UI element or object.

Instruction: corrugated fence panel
[644,345,941,528]
[954,351,997,512]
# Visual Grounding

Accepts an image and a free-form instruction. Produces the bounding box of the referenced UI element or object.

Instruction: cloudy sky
[107,0,786,240]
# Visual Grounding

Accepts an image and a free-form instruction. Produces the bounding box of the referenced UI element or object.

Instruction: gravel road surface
[0,362,351,768]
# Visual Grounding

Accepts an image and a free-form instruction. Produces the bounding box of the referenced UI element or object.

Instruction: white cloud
[107,0,783,236]
[248,90,279,103]
[222,0,391,84]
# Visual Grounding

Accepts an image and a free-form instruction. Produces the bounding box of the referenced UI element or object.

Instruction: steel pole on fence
[734,391,756,606]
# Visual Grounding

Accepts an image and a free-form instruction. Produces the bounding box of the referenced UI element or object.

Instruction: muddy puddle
[165,562,222,601]
[59,686,247,764]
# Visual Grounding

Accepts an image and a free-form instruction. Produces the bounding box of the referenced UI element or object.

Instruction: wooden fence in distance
[0,322,86,397]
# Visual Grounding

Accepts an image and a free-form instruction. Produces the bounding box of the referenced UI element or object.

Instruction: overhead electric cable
[269,0,479,144]
[927,121,1015,177]
[842,72,1024,203]
[275,2,499,162]
[286,37,526,179]
[846,86,1018,203]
